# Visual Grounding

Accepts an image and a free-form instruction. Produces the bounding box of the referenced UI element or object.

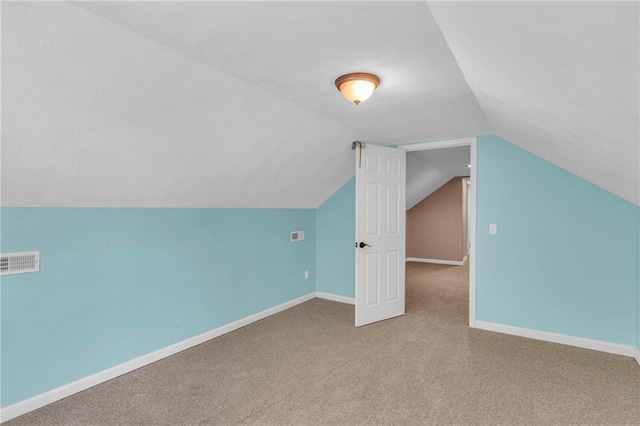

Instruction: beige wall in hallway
[407,176,468,261]
[462,178,469,256]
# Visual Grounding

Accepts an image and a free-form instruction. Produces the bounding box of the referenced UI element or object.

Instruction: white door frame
[398,137,477,328]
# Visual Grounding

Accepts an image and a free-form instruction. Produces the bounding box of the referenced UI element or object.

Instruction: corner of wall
[315,177,355,298]
[476,134,638,348]
[636,202,640,361]
[0,207,317,411]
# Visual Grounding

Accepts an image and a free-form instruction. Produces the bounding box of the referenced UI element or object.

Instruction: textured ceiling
[407,146,470,209]
[2,1,638,208]
[429,1,639,205]
[72,1,489,145]
[1,2,360,208]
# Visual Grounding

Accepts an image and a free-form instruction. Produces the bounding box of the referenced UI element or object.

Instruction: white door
[355,143,406,327]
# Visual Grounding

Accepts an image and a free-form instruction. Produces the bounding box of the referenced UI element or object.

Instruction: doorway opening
[399,137,477,327]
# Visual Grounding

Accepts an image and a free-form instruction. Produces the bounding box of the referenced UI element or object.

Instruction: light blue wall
[316,178,355,298]
[316,135,639,347]
[0,208,315,408]
[476,135,638,345]
[2,135,639,409]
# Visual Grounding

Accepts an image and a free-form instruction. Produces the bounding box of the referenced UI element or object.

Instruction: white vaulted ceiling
[1,1,638,207]
[71,1,488,144]
[429,1,639,205]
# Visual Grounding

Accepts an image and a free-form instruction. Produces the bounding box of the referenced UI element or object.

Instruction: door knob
[358,242,371,249]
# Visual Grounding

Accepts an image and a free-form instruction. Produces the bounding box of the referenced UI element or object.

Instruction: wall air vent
[0,251,40,275]
[290,231,305,242]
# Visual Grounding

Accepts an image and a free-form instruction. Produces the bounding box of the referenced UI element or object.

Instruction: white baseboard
[635,348,640,367]
[475,320,636,358]
[7,296,633,423]
[0,292,316,423]
[315,291,355,305]
[406,257,465,266]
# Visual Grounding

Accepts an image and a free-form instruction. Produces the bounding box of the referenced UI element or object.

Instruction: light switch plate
[489,224,497,235]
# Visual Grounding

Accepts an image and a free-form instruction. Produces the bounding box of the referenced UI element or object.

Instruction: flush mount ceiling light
[335,72,380,105]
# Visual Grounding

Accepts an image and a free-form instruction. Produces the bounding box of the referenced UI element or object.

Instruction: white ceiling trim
[399,137,476,151]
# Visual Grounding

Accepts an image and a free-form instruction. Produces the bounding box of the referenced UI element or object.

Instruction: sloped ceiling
[428,1,639,205]
[2,1,637,208]
[2,1,486,208]
[407,147,470,209]
[72,1,489,143]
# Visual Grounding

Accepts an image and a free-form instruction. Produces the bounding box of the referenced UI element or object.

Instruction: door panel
[355,144,406,327]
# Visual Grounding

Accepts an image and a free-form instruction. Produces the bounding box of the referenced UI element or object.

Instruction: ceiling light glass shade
[335,73,380,105]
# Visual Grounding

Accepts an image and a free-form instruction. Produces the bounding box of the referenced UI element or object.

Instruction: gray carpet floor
[7,261,640,425]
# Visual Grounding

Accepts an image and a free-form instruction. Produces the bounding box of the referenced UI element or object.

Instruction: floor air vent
[1,251,40,275]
